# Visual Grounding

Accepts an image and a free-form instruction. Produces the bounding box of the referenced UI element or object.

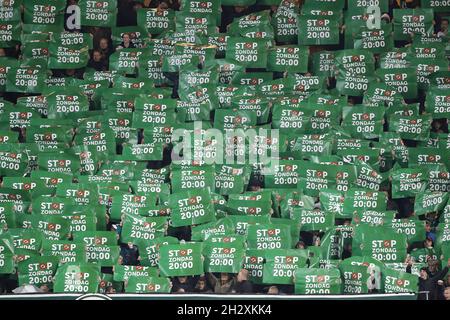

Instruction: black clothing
[233,280,254,294]
[87,59,107,71]
[407,265,449,300]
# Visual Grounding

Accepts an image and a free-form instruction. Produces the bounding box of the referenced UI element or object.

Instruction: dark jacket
[171,276,197,293]
[408,265,449,300]
[233,280,254,294]
[120,245,139,266]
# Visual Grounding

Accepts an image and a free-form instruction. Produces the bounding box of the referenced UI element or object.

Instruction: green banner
[159,242,204,277]
[267,46,308,73]
[0,234,15,274]
[263,249,308,285]
[388,218,426,244]
[343,189,387,215]
[388,114,432,141]
[246,223,292,250]
[242,249,265,284]
[298,15,340,45]
[339,262,376,294]
[53,263,101,293]
[414,191,448,215]
[376,68,417,100]
[294,268,342,294]
[18,255,59,287]
[292,208,334,232]
[125,276,172,293]
[169,190,215,227]
[425,88,450,119]
[79,0,117,27]
[341,106,384,139]
[383,267,418,293]
[113,265,158,282]
[42,240,87,264]
[23,0,65,26]
[121,214,167,244]
[6,67,47,94]
[226,37,268,68]
[390,168,428,199]
[203,242,245,273]
[393,9,434,41]
[353,224,408,263]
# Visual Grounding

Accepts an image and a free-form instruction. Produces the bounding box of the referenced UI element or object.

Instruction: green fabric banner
[246,223,292,250]
[0,234,14,274]
[203,242,245,273]
[42,240,87,264]
[120,214,167,244]
[294,268,342,294]
[353,224,408,263]
[159,242,204,277]
[169,190,215,227]
[393,9,434,41]
[383,267,418,293]
[125,276,172,293]
[53,263,101,293]
[298,15,340,45]
[226,37,268,68]
[79,0,117,27]
[6,67,47,94]
[18,255,59,287]
[390,168,428,199]
[263,249,308,285]
[113,265,158,281]
[267,46,308,73]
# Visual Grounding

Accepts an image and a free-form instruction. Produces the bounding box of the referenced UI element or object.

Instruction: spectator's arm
[206,272,217,287]
[406,264,412,274]
[430,266,449,283]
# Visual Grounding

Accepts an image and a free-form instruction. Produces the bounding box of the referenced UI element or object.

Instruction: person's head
[381,13,390,23]
[106,286,116,294]
[158,1,169,9]
[122,33,131,45]
[127,242,134,249]
[432,119,443,131]
[0,48,5,57]
[313,235,321,246]
[220,273,230,283]
[99,38,109,50]
[424,237,433,248]
[420,267,428,280]
[296,241,305,249]
[65,69,76,76]
[196,277,207,290]
[92,50,102,62]
[440,19,449,32]
[237,269,249,282]
[425,221,431,232]
[178,276,187,283]
[40,285,49,292]
[234,5,247,13]
[428,259,439,273]
[267,286,279,295]
[444,287,450,300]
